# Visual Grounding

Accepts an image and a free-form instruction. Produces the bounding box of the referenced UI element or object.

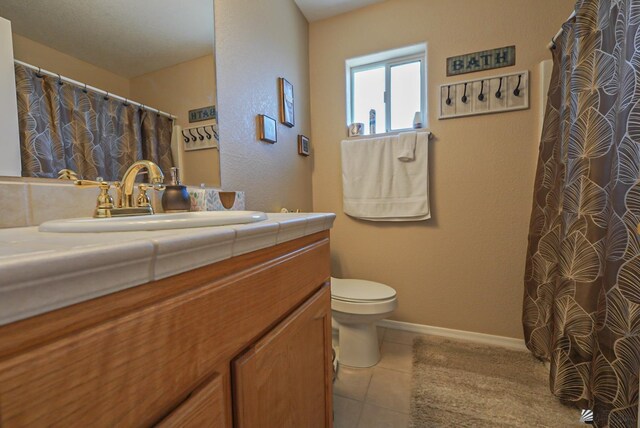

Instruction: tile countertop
[0,212,336,326]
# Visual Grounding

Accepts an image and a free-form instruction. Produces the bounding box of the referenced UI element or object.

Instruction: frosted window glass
[390,61,421,130]
[353,67,386,135]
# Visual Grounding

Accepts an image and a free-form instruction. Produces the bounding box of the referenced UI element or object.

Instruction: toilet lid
[331,277,396,302]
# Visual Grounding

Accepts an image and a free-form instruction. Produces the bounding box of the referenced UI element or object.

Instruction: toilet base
[336,321,380,368]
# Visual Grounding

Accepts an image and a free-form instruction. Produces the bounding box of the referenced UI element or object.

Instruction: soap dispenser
[161,167,191,212]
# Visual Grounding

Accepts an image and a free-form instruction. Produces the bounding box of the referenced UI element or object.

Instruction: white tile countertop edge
[0,212,336,326]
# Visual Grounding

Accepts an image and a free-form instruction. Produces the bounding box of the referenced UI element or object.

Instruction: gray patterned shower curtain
[523,1,640,426]
[14,64,174,181]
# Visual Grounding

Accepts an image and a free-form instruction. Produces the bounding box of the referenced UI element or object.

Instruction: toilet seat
[331,277,397,315]
[331,277,396,303]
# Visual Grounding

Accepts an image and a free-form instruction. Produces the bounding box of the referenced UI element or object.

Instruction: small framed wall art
[258,114,277,143]
[279,77,295,127]
[298,135,310,156]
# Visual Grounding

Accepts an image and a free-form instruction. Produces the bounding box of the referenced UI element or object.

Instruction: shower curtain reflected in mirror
[523,1,640,426]
[14,64,174,181]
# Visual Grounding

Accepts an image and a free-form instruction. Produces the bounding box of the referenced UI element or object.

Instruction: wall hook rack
[439,70,529,119]
[182,124,219,152]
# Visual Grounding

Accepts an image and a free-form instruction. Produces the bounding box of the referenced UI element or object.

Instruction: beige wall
[214,0,313,212]
[12,33,130,96]
[309,0,576,339]
[130,55,220,187]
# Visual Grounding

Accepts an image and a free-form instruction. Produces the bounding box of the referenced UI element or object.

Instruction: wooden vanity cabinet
[0,231,333,428]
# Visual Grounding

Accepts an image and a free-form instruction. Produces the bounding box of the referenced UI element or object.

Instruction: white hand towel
[395,131,417,162]
[341,132,430,221]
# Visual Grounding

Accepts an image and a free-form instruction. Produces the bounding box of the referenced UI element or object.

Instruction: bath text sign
[446,46,516,76]
[188,105,217,123]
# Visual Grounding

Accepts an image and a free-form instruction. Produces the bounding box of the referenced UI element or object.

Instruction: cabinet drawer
[156,373,226,428]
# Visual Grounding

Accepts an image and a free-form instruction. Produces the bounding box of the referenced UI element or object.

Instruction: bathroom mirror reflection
[0,0,220,187]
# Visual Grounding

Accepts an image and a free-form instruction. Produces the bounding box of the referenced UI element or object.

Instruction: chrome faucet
[65,160,165,218]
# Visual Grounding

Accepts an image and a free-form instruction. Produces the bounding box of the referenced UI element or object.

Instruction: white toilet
[331,277,398,368]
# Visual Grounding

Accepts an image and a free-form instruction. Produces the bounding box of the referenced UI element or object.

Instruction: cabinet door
[233,284,333,428]
[156,373,227,428]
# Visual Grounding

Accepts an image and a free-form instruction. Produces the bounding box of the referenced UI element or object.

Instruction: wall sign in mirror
[279,77,294,127]
[258,114,277,144]
[189,105,217,123]
[0,1,220,187]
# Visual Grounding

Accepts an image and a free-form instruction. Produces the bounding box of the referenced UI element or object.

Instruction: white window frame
[346,43,428,135]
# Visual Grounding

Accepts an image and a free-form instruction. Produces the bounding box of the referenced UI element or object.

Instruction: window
[347,44,427,135]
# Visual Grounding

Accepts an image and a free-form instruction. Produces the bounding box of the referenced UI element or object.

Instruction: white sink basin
[39,211,267,233]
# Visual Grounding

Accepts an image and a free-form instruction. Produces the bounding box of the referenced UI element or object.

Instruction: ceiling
[0,0,214,78]
[294,0,386,22]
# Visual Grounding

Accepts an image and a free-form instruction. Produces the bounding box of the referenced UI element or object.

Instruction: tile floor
[333,327,419,428]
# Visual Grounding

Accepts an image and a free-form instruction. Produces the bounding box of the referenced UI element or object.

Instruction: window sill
[346,128,431,140]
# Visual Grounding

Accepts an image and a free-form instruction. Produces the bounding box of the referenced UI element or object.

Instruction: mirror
[0,0,220,187]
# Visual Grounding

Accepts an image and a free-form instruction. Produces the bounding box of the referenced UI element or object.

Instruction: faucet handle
[137,184,151,207]
[74,179,114,211]
[136,183,166,209]
[74,179,110,189]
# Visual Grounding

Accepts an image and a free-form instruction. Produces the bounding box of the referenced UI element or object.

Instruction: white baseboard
[377,319,528,351]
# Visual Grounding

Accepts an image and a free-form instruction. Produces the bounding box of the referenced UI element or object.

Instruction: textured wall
[214,0,313,212]
[309,0,576,339]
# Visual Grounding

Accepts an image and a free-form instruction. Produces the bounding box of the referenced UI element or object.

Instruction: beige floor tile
[334,366,374,401]
[378,342,413,373]
[365,367,412,413]
[383,328,422,346]
[333,395,363,428]
[357,403,409,428]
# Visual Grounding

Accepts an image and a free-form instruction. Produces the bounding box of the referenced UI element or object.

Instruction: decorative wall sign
[446,46,515,76]
[298,135,310,156]
[279,77,295,127]
[439,70,529,119]
[188,105,217,123]
[258,114,277,143]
